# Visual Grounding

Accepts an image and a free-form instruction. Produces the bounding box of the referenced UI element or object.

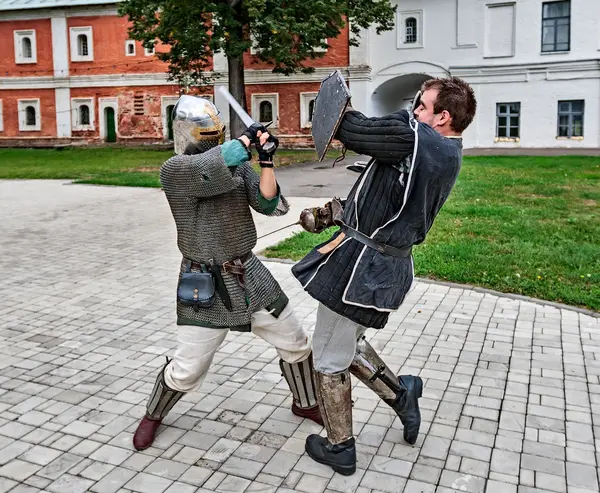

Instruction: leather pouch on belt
[177,271,215,311]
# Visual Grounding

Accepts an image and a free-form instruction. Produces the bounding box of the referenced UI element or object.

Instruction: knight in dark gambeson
[132,95,322,451]
[295,76,478,475]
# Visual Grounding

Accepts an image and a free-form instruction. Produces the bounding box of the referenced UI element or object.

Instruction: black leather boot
[350,335,423,445]
[384,375,423,445]
[305,369,356,476]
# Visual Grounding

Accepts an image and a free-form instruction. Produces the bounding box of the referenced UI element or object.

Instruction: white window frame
[0,100,3,132]
[14,30,37,64]
[300,92,318,128]
[251,93,279,128]
[144,44,155,56]
[397,10,423,49]
[18,99,41,132]
[125,40,136,57]
[71,98,95,131]
[312,39,328,53]
[250,34,262,55]
[70,26,94,62]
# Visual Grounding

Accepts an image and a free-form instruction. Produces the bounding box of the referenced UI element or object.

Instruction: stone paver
[1,180,599,493]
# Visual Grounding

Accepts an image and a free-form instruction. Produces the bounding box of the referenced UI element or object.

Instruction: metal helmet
[172,95,225,155]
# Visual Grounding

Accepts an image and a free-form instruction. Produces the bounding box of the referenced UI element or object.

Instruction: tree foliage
[119,0,396,87]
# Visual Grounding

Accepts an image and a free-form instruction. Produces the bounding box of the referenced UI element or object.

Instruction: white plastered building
[348,0,600,150]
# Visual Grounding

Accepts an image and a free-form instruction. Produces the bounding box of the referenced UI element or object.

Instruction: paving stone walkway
[1,180,599,493]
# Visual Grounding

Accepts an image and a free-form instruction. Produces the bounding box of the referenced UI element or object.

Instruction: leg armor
[146,359,184,420]
[350,335,423,445]
[305,369,356,476]
[133,358,184,451]
[280,353,323,426]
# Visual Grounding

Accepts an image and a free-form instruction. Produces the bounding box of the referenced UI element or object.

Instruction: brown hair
[421,77,477,133]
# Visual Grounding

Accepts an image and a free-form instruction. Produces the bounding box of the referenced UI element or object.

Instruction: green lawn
[264,156,600,312]
[0,147,338,187]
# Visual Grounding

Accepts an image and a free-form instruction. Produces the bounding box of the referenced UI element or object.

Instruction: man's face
[413,88,447,129]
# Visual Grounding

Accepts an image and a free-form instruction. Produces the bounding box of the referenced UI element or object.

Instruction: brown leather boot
[133,359,184,451]
[292,402,323,426]
[133,416,163,451]
[280,353,324,426]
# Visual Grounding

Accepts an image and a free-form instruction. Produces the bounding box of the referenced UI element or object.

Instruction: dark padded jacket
[292,109,463,329]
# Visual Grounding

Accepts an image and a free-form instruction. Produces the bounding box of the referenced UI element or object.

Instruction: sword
[256,221,300,239]
[218,86,276,153]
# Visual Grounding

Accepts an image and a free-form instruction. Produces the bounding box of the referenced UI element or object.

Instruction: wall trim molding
[0,4,119,20]
[0,66,371,90]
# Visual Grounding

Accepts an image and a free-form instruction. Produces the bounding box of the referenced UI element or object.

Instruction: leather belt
[190,252,252,276]
[341,225,412,258]
[185,252,252,311]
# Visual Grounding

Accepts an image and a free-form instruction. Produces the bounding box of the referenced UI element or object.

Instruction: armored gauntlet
[300,198,344,234]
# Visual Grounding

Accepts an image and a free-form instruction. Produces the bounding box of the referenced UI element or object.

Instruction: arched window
[259,101,273,123]
[405,17,417,44]
[26,106,36,126]
[308,99,315,123]
[79,105,90,125]
[127,43,135,55]
[22,37,32,58]
[78,34,88,56]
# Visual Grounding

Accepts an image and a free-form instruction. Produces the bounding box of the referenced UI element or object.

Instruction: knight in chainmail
[132,95,323,451]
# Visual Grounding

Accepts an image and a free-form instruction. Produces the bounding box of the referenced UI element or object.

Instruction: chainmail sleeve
[159,146,238,198]
[238,163,290,216]
[335,109,415,165]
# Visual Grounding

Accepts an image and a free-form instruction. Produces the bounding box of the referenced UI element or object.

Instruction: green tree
[119,0,396,136]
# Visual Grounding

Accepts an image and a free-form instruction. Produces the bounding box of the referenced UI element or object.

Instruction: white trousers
[164,304,312,393]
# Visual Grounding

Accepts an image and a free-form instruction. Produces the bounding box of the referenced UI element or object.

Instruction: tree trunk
[227,54,247,138]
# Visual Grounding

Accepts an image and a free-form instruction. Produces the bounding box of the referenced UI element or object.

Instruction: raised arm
[335,109,416,163]
[159,146,239,198]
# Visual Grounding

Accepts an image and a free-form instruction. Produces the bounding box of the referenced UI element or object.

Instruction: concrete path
[1,180,599,493]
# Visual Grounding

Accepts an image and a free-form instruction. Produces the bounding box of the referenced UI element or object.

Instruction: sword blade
[218,86,255,128]
[257,222,300,239]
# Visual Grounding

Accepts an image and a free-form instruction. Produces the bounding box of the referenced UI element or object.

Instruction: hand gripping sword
[218,86,276,153]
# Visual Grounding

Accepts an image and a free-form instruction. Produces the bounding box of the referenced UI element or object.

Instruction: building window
[300,92,318,128]
[70,26,94,61]
[259,101,272,123]
[71,98,95,131]
[144,44,155,56]
[18,99,41,131]
[251,94,278,128]
[312,39,328,53]
[80,105,90,125]
[397,11,423,48]
[14,30,37,64]
[542,1,570,52]
[405,18,417,44]
[23,37,33,58]
[125,40,136,56]
[496,103,520,139]
[0,100,3,132]
[557,100,584,138]
[78,34,88,56]
[26,106,36,126]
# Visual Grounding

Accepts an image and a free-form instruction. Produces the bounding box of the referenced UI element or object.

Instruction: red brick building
[0,0,357,147]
